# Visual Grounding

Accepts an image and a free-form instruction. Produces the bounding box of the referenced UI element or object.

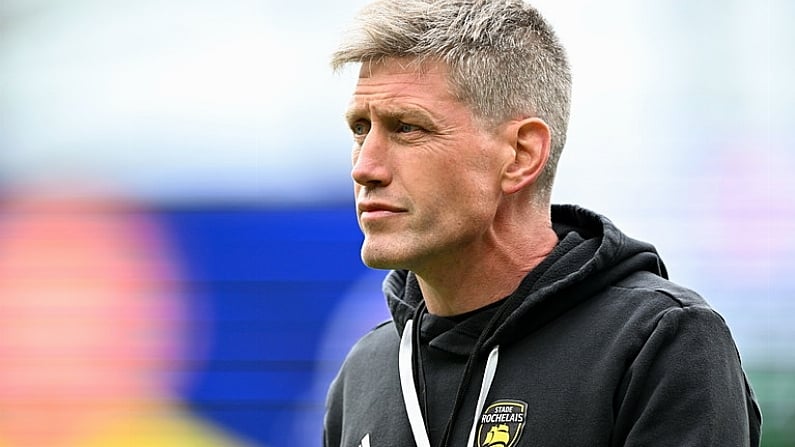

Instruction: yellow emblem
[476,400,527,447]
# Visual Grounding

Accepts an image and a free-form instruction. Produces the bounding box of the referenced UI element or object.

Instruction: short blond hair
[332,0,572,201]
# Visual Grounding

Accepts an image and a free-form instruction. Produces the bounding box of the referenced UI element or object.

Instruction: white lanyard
[398,319,500,447]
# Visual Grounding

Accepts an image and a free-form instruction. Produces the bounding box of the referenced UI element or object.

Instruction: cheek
[436,156,502,201]
[444,170,503,226]
[417,175,494,230]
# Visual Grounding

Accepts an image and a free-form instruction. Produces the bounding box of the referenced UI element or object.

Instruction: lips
[357,201,406,214]
[357,201,407,223]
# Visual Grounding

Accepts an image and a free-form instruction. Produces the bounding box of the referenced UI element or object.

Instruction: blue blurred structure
[159,204,387,445]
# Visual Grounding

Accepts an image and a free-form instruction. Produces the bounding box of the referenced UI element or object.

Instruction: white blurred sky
[2,0,790,207]
[1,0,361,202]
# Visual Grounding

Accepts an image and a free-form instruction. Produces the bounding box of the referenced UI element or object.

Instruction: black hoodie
[324,205,762,447]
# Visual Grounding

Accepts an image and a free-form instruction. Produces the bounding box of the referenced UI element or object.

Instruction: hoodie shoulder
[602,270,720,342]
[615,270,711,310]
[324,320,405,447]
[328,319,399,392]
[345,320,397,363]
[609,272,762,445]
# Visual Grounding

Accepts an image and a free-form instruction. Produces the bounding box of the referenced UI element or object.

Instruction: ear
[501,117,551,195]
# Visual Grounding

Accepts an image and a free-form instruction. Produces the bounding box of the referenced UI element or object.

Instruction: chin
[360,244,410,271]
[360,253,399,270]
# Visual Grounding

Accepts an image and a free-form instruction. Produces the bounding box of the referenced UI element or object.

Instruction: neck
[414,208,558,317]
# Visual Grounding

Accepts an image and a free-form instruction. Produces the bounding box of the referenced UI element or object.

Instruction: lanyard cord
[399,319,432,447]
[467,346,499,446]
[412,303,429,432]
[399,318,500,447]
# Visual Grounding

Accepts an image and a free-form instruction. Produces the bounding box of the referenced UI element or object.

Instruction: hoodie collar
[383,229,587,356]
[382,204,667,354]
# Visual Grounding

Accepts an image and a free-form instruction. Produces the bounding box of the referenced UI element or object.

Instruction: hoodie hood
[383,204,667,353]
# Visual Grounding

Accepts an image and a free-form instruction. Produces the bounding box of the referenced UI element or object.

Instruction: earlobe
[501,118,551,195]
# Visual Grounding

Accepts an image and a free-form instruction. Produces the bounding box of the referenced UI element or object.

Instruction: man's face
[346,57,511,272]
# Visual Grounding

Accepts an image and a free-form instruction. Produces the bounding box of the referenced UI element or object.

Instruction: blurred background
[0,0,792,445]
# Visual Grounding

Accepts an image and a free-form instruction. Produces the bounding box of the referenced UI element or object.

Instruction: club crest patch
[476,400,528,447]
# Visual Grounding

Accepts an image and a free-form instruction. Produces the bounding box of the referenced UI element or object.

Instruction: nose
[351,131,391,187]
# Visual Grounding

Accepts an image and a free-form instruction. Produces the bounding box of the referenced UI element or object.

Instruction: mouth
[357,201,407,220]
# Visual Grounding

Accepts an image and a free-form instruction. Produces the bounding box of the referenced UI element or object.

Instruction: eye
[396,122,421,133]
[351,121,370,136]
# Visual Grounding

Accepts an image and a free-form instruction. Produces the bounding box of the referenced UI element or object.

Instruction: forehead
[346,57,463,117]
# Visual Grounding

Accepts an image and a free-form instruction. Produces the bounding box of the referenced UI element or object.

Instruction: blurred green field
[748,369,795,446]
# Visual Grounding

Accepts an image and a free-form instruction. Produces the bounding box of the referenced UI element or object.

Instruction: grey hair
[331,0,572,202]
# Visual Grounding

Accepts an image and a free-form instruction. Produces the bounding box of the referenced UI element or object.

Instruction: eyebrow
[345,103,437,128]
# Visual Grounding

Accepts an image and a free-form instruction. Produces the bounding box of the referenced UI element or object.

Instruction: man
[324,1,762,446]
